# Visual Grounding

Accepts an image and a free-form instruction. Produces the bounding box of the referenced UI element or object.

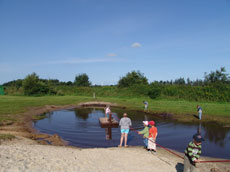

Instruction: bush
[148,88,161,99]
[74,73,91,87]
[118,71,148,87]
[130,84,150,96]
[22,73,56,96]
[56,90,65,96]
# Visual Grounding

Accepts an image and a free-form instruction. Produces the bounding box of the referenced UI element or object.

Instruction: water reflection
[202,122,230,147]
[73,108,90,120]
[105,128,112,140]
[167,121,230,148]
[47,111,54,124]
[197,123,202,134]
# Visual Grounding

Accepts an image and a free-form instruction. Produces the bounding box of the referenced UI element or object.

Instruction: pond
[33,107,230,159]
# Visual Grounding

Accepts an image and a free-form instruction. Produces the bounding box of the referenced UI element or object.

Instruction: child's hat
[148,121,155,126]
[193,133,205,143]
[143,121,148,125]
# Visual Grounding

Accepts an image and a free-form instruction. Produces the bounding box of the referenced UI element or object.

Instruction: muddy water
[33,107,230,159]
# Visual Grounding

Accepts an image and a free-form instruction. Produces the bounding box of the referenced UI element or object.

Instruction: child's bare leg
[119,133,124,146]
[124,133,128,146]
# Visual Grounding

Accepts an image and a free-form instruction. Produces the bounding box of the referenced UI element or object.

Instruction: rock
[37,140,49,145]
[30,133,50,140]
[210,168,221,172]
[46,134,67,146]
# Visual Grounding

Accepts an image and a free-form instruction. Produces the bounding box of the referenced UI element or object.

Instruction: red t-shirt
[148,126,157,139]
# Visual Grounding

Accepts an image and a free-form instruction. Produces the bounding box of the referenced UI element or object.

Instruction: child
[143,101,148,111]
[118,113,132,147]
[148,120,157,152]
[138,121,149,149]
[104,105,111,119]
[197,105,202,120]
[184,133,204,172]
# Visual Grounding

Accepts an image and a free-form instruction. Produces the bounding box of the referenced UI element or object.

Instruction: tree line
[2,67,230,102]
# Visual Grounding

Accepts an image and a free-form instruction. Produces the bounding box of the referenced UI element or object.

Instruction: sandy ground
[1,136,230,172]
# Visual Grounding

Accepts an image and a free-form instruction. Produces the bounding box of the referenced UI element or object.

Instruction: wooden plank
[99,117,119,128]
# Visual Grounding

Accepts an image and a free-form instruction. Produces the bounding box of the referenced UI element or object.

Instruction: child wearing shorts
[118,113,132,147]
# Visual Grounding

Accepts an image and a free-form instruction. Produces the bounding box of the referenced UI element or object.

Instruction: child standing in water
[148,121,158,152]
[138,121,149,149]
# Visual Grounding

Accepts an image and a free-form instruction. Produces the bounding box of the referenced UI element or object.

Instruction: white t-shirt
[105,107,111,114]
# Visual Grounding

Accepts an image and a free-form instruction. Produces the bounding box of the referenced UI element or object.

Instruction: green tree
[22,73,50,95]
[174,77,186,85]
[66,81,73,86]
[118,71,148,87]
[3,79,23,88]
[204,67,229,84]
[74,73,91,87]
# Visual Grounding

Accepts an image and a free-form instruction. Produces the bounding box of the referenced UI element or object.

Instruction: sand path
[0,141,179,172]
[1,137,230,172]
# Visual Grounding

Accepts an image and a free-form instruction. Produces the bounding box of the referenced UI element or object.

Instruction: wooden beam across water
[99,117,119,128]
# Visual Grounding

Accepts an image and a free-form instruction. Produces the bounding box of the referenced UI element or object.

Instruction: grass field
[0,95,230,124]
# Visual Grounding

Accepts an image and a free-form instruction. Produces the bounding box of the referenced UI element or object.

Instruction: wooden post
[109,113,112,123]
[105,127,112,140]
[99,116,119,140]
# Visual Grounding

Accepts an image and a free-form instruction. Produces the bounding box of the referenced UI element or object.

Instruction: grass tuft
[0,134,15,140]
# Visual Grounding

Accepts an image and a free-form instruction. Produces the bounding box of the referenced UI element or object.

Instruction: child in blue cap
[184,133,204,172]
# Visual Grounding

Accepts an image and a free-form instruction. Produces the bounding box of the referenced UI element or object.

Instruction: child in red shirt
[148,121,158,152]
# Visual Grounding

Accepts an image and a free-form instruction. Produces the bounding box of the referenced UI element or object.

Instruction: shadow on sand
[175,162,184,172]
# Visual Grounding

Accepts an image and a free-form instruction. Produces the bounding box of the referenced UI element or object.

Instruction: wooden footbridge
[99,113,119,140]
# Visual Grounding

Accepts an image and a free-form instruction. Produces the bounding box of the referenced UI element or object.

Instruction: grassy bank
[0,95,230,124]
[0,134,15,140]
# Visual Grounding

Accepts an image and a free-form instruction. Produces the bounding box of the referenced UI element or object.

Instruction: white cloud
[131,42,142,48]
[47,58,116,65]
[107,53,117,57]
[26,57,123,66]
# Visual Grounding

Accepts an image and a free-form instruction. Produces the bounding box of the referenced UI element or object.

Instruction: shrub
[130,84,150,96]
[148,88,161,99]
[22,73,55,96]
[74,73,91,87]
[118,71,148,87]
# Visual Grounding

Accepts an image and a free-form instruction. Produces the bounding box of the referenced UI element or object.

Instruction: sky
[0,0,230,85]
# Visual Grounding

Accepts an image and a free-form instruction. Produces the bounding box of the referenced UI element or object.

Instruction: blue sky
[0,0,230,85]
